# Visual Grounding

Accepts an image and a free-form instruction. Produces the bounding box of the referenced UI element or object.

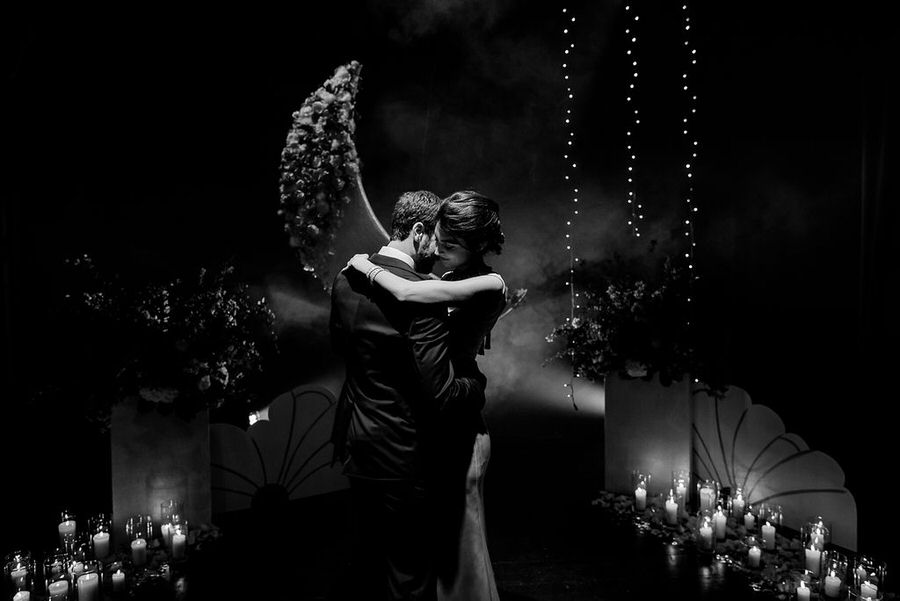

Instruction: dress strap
[485,272,508,296]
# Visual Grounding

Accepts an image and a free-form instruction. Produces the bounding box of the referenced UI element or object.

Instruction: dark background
[3,0,897,569]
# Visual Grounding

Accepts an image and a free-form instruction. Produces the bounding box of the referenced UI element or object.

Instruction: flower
[279,61,363,288]
[55,255,279,425]
[546,252,724,392]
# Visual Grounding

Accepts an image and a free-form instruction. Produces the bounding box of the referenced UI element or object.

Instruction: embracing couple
[329,190,507,601]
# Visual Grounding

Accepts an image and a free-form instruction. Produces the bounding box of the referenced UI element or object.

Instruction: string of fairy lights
[623,3,644,238]
[680,2,700,288]
[561,6,580,410]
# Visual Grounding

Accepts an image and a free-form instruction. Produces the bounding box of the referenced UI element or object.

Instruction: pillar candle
[676,483,687,499]
[131,538,147,566]
[77,572,100,601]
[797,582,810,601]
[805,546,821,574]
[713,510,727,540]
[634,487,646,511]
[172,532,186,559]
[10,566,27,588]
[824,572,841,598]
[112,569,126,593]
[48,580,69,601]
[699,486,715,512]
[748,546,761,568]
[665,497,678,525]
[699,523,713,550]
[732,496,745,517]
[762,522,775,550]
[744,512,756,530]
[13,592,31,601]
[860,582,878,600]
[58,520,77,545]
[92,532,110,560]
[160,523,174,547]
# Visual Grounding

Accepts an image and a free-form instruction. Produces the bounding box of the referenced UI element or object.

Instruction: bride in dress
[346,190,506,601]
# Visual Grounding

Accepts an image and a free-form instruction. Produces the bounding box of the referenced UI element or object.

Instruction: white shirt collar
[377,245,415,269]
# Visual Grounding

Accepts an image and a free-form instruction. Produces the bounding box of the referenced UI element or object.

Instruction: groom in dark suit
[329,190,485,601]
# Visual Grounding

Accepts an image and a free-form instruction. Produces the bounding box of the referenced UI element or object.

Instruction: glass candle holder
[803,516,831,551]
[159,499,184,547]
[672,469,690,510]
[4,550,34,593]
[125,515,153,568]
[696,479,719,514]
[73,560,101,601]
[821,551,848,599]
[88,514,112,562]
[729,487,746,519]
[631,470,650,512]
[42,550,70,589]
[758,503,784,528]
[170,521,189,561]
[58,509,78,554]
[743,535,763,569]
[853,555,887,600]
[695,511,715,554]
[47,576,71,601]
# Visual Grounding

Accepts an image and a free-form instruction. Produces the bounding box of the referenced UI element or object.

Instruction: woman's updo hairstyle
[438,191,505,255]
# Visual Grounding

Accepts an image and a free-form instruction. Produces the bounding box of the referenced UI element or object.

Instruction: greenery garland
[278,61,363,287]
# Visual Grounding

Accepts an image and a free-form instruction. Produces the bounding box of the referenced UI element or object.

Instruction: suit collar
[371,253,430,281]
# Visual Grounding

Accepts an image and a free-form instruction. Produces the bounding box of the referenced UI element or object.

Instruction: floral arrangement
[60,255,278,425]
[278,60,363,287]
[546,252,723,392]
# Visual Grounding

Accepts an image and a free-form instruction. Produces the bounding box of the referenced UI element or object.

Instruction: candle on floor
[58,519,77,546]
[48,580,69,601]
[748,545,761,568]
[131,538,147,566]
[172,531,187,559]
[744,511,756,530]
[77,572,100,601]
[634,486,647,511]
[860,582,878,600]
[805,545,821,574]
[762,522,776,550]
[92,531,110,560]
[797,581,810,601]
[713,508,727,540]
[824,571,841,598]
[665,491,678,525]
[112,569,126,593]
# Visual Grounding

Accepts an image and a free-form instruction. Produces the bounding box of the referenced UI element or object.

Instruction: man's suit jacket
[329,252,484,481]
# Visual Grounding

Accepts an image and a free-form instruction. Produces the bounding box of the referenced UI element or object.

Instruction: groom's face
[412,224,438,273]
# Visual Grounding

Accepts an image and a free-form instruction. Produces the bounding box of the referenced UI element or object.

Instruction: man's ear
[412,222,424,241]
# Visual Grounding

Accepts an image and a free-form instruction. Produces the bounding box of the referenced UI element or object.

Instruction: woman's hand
[345,253,372,273]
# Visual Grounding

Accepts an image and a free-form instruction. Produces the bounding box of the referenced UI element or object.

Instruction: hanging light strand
[623,4,643,238]
[561,6,579,410]
[680,2,699,286]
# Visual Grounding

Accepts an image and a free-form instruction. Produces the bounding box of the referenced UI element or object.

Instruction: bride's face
[435,223,476,271]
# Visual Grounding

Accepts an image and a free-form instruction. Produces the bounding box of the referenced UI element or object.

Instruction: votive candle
[744,512,756,530]
[748,545,761,568]
[58,520,77,546]
[131,538,147,566]
[10,566,27,588]
[713,508,727,540]
[112,569,126,593]
[797,581,810,601]
[13,592,31,601]
[762,522,776,550]
[172,532,187,559]
[860,581,878,600]
[634,487,647,511]
[48,580,69,601]
[824,571,841,598]
[665,492,678,526]
[92,532,110,560]
[805,545,822,574]
[77,572,100,601]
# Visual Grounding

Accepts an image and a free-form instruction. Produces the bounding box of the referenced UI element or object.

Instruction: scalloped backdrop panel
[692,385,857,549]
[210,385,349,514]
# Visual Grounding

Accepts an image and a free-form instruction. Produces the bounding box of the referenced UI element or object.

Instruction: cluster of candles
[2,501,189,601]
[630,470,889,599]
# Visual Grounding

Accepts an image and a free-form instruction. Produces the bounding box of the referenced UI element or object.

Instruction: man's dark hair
[390,190,442,240]
[439,190,505,255]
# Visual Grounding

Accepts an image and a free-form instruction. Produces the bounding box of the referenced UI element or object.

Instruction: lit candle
[112,569,126,593]
[10,566,27,588]
[797,581,810,601]
[744,512,756,530]
[812,528,825,551]
[13,592,31,601]
[58,519,77,546]
[805,545,821,574]
[634,487,647,511]
[713,508,727,540]
[70,561,84,576]
[699,485,715,512]
[824,571,841,598]
[699,521,713,550]
[48,580,69,601]
[860,581,878,600]
[731,494,745,517]
[92,531,110,560]
[131,538,147,566]
[676,482,687,499]
[665,493,678,525]
[748,545,761,568]
[77,572,100,601]
[172,532,187,559]
[762,521,776,550]
[160,523,173,547]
